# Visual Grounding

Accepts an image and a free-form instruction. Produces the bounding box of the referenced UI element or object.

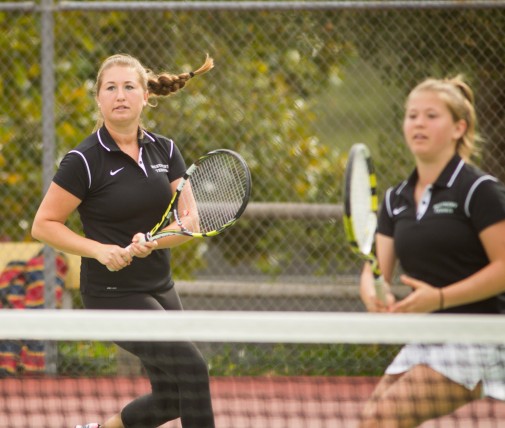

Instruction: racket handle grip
[374,275,388,305]
[125,233,147,252]
[108,234,147,272]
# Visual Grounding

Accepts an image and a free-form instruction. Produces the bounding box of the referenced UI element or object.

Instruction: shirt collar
[405,153,465,189]
[97,126,153,152]
[435,154,465,188]
[397,154,465,199]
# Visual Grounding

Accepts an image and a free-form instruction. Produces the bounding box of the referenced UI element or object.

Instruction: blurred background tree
[1,4,504,281]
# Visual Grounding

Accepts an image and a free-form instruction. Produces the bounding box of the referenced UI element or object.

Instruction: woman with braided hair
[32,54,215,428]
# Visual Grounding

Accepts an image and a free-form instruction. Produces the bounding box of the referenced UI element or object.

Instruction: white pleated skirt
[385,343,505,400]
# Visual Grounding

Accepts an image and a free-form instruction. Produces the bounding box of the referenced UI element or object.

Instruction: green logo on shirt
[433,201,458,214]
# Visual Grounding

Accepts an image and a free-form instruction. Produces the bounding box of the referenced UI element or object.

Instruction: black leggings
[82,288,215,428]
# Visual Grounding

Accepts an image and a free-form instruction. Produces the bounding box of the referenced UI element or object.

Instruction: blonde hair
[93,54,214,131]
[406,75,480,162]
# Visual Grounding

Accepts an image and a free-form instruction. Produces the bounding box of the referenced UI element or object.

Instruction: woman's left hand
[391,274,441,313]
[128,233,158,258]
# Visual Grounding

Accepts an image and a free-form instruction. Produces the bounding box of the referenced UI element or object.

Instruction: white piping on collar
[447,159,465,188]
[99,128,156,149]
[395,180,408,195]
[416,184,433,221]
[96,128,111,152]
[141,129,156,143]
[138,146,147,176]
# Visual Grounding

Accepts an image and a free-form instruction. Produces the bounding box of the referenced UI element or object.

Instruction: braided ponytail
[93,53,214,131]
[147,54,214,97]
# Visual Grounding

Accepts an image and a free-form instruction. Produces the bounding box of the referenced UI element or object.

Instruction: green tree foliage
[5,6,503,279]
[343,8,505,181]
[0,12,42,241]
[0,9,350,277]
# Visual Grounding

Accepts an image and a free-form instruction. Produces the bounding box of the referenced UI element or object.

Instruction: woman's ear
[453,119,467,141]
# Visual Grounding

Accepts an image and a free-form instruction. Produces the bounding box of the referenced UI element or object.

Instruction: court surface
[1,376,504,427]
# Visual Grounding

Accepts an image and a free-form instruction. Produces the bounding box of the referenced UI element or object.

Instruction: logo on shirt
[110,167,125,176]
[433,201,458,214]
[150,163,169,173]
[392,206,408,216]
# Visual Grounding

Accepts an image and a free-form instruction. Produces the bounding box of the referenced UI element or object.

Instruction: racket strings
[180,153,249,233]
[349,154,376,255]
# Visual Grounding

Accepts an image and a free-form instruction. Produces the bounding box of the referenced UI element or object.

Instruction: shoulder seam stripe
[385,187,393,218]
[69,150,92,189]
[464,175,497,217]
[169,139,174,159]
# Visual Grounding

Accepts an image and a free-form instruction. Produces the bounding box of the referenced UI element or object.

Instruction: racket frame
[144,148,251,241]
[343,143,387,304]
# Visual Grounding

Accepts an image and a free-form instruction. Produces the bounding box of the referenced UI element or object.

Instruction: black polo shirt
[378,154,505,314]
[53,126,186,296]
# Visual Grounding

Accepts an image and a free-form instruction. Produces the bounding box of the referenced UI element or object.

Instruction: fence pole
[40,0,57,375]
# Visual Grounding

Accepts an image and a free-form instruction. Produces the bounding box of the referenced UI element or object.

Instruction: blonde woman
[32,54,215,428]
[359,76,505,427]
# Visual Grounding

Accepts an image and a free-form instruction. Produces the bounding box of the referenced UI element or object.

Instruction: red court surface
[0,376,504,427]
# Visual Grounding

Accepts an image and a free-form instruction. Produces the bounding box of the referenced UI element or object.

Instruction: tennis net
[0,310,504,427]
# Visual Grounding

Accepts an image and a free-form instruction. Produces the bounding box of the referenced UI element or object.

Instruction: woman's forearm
[442,260,505,309]
[32,219,101,259]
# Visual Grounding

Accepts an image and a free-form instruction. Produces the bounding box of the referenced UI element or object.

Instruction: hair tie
[189,71,195,78]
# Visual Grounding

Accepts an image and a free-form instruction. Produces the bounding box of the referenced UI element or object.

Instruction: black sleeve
[467,177,505,232]
[167,140,187,182]
[52,151,90,200]
[377,187,394,237]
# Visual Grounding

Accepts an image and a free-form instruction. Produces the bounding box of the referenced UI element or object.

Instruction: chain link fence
[1,0,505,318]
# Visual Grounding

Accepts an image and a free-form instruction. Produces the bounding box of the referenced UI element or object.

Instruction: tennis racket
[139,148,251,243]
[110,149,251,271]
[343,143,387,304]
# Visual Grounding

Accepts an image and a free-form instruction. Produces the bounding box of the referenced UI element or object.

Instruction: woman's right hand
[359,262,395,312]
[96,244,133,272]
